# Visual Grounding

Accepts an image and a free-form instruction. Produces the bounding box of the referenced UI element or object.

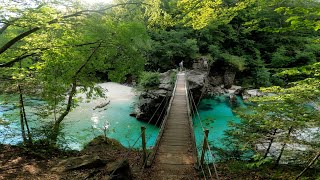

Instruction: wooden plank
[149,73,197,179]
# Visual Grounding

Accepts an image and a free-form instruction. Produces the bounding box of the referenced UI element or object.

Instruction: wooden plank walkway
[147,72,197,180]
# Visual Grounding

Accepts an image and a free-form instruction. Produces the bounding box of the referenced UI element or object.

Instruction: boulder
[93,101,110,110]
[226,85,243,95]
[242,89,264,100]
[186,70,207,104]
[52,155,108,172]
[186,69,206,89]
[158,70,176,90]
[131,70,176,125]
[223,69,236,89]
[52,156,132,180]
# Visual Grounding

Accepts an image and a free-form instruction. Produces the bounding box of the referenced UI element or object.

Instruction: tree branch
[0,2,148,55]
[0,41,102,68]
[0,23,10,35]
[0,53,37,67]
[56,42,101,125]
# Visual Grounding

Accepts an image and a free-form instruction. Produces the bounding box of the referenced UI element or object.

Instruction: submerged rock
[93,100,110,110]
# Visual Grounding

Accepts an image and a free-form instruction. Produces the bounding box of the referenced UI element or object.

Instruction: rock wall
[186,70,207,105]
[131,70,176,125]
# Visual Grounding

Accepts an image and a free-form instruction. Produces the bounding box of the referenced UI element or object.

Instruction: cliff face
[131,70,176,125]
[186,69,207,105]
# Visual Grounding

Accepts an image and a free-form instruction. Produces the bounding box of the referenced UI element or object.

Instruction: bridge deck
[148,73,197,179]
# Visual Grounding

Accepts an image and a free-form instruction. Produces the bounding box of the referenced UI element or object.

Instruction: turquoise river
[0,83,244,152]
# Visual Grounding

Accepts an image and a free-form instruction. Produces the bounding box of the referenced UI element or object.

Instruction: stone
[226,85,243,95]
[93,100,110,110]
[132,70,176,124]
[208,76,223,86]
[223,69,236,89]
[52,155,108,172]
[186,70,206,89]
[242,89,264,100]
[106,159,132,180]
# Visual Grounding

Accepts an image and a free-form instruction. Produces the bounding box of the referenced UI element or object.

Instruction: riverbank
[1,140,318,180]
[0,136,144,179]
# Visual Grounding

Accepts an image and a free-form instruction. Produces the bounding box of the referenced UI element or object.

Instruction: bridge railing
[185,70,220,180]
[109,74,177,178]
[146,72,179,167]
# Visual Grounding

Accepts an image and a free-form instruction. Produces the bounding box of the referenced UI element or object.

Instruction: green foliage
[220,53,246,71]
[0,0,151,145]
[295,51,316,65]
[137,71,160,89]
[254,67,271,87]
[31,121,66,148]
[146,28,199,72]
[271,46,292,68]
[247,154,273,169]
[169,70,177,85]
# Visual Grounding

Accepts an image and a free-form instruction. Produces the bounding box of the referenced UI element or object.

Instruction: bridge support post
[141,126,147,166]
[200,129,209,166]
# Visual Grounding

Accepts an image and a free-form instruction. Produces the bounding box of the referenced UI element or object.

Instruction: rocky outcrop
[52,155,108,172]
[242,89,264,100]
[223,69,236,89]
[131,65,262,125]
[208,60,238,89]
[52,136,133,180]
[186,69,207,105]
[131,70,177,125]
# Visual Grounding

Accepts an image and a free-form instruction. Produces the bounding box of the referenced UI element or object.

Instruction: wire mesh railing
[185,70,220,180]
[145,72,179,167]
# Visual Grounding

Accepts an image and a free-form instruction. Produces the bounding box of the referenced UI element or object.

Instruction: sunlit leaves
[176,0,255,29]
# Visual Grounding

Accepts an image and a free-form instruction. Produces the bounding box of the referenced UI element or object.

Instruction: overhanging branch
[0,2,149,55]
[0,53,37,67]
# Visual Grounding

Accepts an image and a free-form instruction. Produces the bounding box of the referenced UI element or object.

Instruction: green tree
[146,28,199,72]
[0,0,150,144]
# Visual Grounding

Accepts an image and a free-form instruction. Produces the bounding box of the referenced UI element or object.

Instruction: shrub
[271,46,292,67]
[138,71,160,89]
[220,53,246,71]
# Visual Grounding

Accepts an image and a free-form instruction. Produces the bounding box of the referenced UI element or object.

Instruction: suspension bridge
[143,71,219,179]
[146,72,198,179]
[112,71,219,179]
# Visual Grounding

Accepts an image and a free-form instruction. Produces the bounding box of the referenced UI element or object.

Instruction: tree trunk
[22,95,32,145]
[18,85,27,144]
[264,129,277,159]
[295,152,320,179]
[275,127,293,166]
[50,43,101,143]
[51,81,77,143]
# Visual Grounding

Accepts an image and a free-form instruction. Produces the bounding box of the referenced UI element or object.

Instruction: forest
[0,0,320,179]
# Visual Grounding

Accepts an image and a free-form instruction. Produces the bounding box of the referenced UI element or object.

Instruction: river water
[0,84,243,152]
[193,95,245,159]
[0,83,159,150]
